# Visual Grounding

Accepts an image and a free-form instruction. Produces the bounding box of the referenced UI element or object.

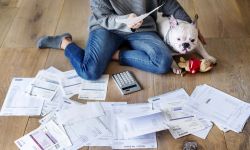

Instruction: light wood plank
[235,0,250,37]
[177,0,196,18]
[55,0,90,48]
[2,0,64,48]
[193,0,249,38]
[0,0,21,7]
[0,48,49,150]
[0,7,17,47]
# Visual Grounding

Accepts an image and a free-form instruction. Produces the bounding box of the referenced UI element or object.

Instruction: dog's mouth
[181,48,188,54]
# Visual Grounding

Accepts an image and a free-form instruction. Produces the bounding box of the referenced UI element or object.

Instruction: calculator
[112,71,141,95]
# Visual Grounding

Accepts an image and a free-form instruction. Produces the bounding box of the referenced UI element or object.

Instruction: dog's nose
[182,43,190,48]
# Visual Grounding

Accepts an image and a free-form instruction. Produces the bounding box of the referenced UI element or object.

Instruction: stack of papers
[0,66,110,116]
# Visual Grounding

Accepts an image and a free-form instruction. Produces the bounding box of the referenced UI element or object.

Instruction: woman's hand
[127,13,143,29]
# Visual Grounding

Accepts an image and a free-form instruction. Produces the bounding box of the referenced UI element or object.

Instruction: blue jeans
[64,28,173,80]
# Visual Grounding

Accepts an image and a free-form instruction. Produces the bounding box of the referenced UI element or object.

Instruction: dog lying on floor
[156,12,216,74]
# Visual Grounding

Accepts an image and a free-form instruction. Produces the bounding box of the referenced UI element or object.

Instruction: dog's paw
[206,56,217,64]
[172,67,182,75]
[171,61,182,75]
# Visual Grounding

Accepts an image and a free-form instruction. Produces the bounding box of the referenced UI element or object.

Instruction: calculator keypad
[112,71,141,95]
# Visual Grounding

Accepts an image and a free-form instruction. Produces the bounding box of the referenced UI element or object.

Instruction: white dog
[156,12,216,73]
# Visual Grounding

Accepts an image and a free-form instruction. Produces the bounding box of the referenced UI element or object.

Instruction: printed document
[188,84,250,132]
[41,88,64,116]
[78,74,109,100]
[88,102,127,147]
[25,70,60,101]
[15,121,71,150]
[111,103,157,149]
[0,78,44,116]
[148,88,213,139]
[63,118,110,149]
[117,109,168,138]
[60,70,82,98]
[55,102,105,124]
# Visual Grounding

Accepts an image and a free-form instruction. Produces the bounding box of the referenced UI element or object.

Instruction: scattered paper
[1,66,249,150]
[15,121,72,150]
[187,84,250,133]
[148,88,213,139]
[111,103,158,149]
[0,78,44,116]
[78,74,109,100]
[56,102,105,125]
[60,70,82,98]
[25,70,60,101]
[117,109,168,138]
[63,118,110,149]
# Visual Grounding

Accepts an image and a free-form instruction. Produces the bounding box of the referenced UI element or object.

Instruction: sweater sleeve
[90,0,130,32]
[159,0,192,23]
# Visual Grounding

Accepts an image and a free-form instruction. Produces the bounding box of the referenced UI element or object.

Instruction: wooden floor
[0,0,250,150]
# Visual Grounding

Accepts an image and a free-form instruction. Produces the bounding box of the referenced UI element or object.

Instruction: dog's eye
[177,38,181,41]
[191,39,195,42]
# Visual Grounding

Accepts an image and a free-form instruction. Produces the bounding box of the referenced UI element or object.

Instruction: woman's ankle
[112,50,120,61]
[61,37,73,50]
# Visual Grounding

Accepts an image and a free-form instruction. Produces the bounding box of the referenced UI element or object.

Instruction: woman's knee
[79,67,103,80]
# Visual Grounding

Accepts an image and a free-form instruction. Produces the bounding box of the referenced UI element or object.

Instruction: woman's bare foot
[112,50,120,61]
[61,37,73,50]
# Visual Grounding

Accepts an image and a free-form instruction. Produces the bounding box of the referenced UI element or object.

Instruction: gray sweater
[89,0,191,33]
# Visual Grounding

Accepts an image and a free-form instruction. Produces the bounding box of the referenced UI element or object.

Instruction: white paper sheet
[25,70,60,101]
[78,74,109,101]
[111,103,157,149]
[56,102,105,125]
[63,118,110,149]
[46,66,63,75]
[15,121,71,150]
[188,84,250,133]
[60,70,82,98]
[41,88,65,116]
[88,102,127,147]
[167,117,208,139]
[39,99,80,125]
[148,88,213,139]
[117,109,168,138]
[116,3,164,26]
[0,78,44,116]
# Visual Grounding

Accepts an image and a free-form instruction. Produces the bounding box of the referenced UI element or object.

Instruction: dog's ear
[192,14,198,28]
[170,15,179,28]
